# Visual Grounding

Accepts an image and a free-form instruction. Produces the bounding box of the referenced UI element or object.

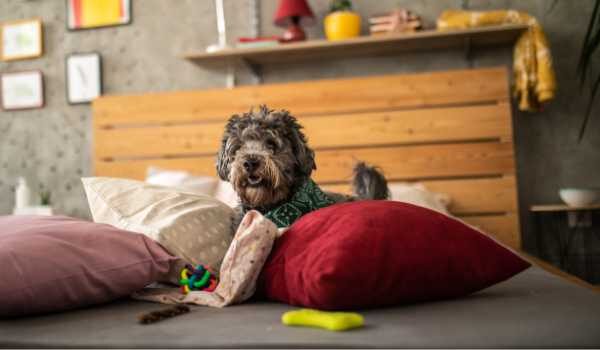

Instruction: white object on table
[14,177,31,210]
[559,188,599,207]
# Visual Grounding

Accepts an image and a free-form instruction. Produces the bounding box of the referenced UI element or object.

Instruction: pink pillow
[258,201,530,310]
[0,215,182,317]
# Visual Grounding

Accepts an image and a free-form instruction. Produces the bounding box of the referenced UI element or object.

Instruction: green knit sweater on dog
[262,179,335,228]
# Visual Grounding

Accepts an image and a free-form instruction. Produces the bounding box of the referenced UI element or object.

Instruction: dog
[216,105,389,228]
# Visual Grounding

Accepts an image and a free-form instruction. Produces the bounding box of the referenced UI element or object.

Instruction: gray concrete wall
[0,0,253,218]
[1,0,599,275]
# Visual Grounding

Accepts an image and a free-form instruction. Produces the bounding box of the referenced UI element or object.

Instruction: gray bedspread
[1,267,599,348]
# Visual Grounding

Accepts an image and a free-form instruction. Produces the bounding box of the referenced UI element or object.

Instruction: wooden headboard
[93,67,520,248]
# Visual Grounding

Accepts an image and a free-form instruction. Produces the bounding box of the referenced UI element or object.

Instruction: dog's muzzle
[243,156,263,186]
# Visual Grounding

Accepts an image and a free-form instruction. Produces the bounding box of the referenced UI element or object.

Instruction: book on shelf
[369,9,422,35]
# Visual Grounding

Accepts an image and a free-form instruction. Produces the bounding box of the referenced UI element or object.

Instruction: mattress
[1,267,599,348]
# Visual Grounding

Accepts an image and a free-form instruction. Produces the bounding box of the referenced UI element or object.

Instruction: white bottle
[15,177,31,210]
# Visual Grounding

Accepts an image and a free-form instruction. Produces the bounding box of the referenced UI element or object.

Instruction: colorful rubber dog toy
[281,309,364,331]
[179,264,218,294]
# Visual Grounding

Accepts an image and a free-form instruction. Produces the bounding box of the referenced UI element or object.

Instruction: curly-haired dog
[216,106,389,228]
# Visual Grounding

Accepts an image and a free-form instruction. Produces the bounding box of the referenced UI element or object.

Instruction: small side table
[530,204,600,281]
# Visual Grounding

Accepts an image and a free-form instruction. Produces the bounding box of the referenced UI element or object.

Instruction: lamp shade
[274,0,315,27]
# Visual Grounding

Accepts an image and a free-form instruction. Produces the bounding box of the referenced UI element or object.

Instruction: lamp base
[281,23,306,42]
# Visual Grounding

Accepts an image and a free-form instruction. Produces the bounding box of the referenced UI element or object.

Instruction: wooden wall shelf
[183,24,527,67]
[530,204,600,212]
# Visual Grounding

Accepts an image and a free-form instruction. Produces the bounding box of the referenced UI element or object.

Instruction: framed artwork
[0,19,43,61]
[66,52,102,104]
[0,71,44,110]
[67,0,131,30]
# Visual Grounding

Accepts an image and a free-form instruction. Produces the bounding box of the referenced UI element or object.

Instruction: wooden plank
[422,175,517,214]
[95,141,514,182]
[459,213,520,248]
[313,142,514,182]
[95,123,224,159]
[93,67,509,127]
[530,204,600,212]
[322,175,517,215]
[95,104,512,159]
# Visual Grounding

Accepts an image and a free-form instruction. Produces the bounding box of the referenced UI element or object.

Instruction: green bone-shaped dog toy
[281,309,364,331]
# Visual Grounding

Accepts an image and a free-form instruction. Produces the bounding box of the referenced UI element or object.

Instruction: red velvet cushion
[0,216,181,317]
[258,201,530,310]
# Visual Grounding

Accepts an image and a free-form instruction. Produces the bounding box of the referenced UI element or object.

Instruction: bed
[2,67,599,348]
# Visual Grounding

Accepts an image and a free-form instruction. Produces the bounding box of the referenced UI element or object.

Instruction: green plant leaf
[329,0,352,13]
[578,72,600,142]
[577,0,600,84]
[576,0,600,141]
[545,0,560,15]
[588,29,600,55]
[580,29,600,84]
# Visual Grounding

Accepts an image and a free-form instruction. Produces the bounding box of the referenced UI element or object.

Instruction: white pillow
[82,177,235,270]
[145,167,240,208]
[214,180,240,208]
[389,183,451,214]
[146,166,218,196]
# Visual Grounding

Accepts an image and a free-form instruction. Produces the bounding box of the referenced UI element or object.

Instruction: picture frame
[66,52,102,104]
[0,19,43,61]
[0,70,44,111]
[66,0,132,30]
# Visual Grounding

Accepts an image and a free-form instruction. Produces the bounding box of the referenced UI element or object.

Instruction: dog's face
[216,106,316,210]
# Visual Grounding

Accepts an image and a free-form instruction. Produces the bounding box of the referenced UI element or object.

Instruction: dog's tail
[352,162,389,200]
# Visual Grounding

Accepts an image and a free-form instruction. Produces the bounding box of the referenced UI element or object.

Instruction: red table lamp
[274,0,315,42]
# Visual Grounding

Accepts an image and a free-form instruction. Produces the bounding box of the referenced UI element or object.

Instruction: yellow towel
[437,10,557,111]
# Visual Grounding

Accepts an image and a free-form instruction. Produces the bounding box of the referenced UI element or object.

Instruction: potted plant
[36,185,53,216]
[324,0,361,41]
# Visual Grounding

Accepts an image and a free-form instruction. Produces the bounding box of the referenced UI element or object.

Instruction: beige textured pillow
[133,210,277,308]
[82,177,235,270]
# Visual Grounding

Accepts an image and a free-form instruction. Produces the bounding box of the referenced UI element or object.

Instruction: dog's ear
[276,110,316,177]
[216,115,241,181]
[293,131,316,177]
[216,140,230,181]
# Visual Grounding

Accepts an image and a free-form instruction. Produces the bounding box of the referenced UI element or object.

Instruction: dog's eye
[265,140,278,151]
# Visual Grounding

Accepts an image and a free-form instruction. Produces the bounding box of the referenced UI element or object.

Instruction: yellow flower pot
[324,11,361,41]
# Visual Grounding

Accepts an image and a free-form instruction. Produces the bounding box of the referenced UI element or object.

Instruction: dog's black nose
[243,158,260,172]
